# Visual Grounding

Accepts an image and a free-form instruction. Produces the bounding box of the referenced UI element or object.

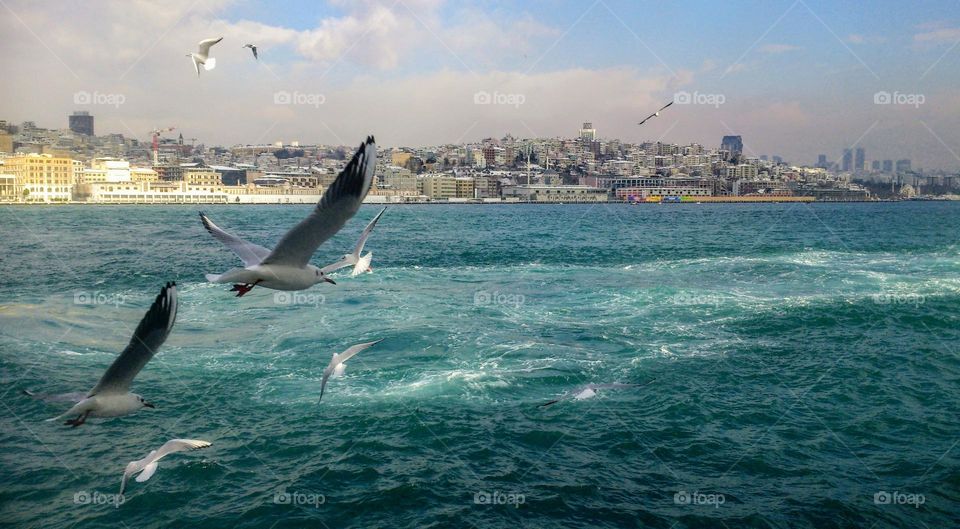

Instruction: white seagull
[48,283,178,427]
[119,439,212,496]
[201,136,377,297]
[637,101,674,126]
[319,340,382,403]
[537,380,656,408]
[242,43,258,60]
[187,37,223,77]
[321,207,387,277]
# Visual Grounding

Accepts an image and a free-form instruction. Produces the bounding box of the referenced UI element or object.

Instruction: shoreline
[0,198,934,206]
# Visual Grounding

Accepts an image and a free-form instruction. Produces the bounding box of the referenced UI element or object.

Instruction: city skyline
[1,1,959,169]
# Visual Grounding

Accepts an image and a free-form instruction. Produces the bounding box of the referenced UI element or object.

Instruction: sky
[1,0,959,169]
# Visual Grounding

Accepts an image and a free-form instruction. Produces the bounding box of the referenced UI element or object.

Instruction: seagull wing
[199,212,272,267]
[260,137,377,268]
[252,46,258,60]
[658,100,674,112]
[336,339,383,364]
[88,283,178,396]
[152,439,212,462]
[192,56,200,77]
[320,256,353,274]
[638,113,655,125]
[197,37,223,55]
[351,207,387,257]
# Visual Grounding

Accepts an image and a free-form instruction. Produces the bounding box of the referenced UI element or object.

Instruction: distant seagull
[322,207,387,277]
[48,283,177,427]
[201,136,378,297]
[119,439,212,496]
[637,101,674,126]
[187,37,223,77]
[537,380,656,408]
[319,340,382,403]
[243,43,258,60]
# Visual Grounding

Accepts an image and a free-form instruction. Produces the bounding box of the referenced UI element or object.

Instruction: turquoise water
[0,202,957,528]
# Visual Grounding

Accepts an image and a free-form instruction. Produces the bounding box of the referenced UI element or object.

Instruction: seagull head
[312,267,336,285]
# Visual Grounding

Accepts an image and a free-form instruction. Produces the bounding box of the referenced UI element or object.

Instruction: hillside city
[0,112,954,205]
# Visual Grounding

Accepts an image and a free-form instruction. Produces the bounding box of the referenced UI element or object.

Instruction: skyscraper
[895,159,912,173]
[68,111,94,136]
[882,160,893,173]
[817,154,828,168]
[579,122,596,141]
[855,147,865,172]
[720,135,743,161]
[872,160,881,171]
[842,149,853,172]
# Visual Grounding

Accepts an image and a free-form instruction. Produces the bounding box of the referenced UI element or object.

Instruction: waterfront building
[579,122,597,142]
[68,111,94,136]
[0,132,13,153]
[855,147,865,172]
[720,136,743,160]
[3,153,78,202]
[501,184,607,203]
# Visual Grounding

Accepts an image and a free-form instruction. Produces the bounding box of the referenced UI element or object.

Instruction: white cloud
[914,27,960,43]
[759,43,802,54]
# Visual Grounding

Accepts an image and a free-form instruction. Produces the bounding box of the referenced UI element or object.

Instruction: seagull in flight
[319,340,382,403]
[187,37,223,77]
[48,283,178,427]
[322,207,387,277]
[537,380,656,408]
[637,101,674,126]
[200,136,377,297]
[119,439,212,496]
[242,43,258,60]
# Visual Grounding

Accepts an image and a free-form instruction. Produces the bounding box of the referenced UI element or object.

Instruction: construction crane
[150,127,176,165]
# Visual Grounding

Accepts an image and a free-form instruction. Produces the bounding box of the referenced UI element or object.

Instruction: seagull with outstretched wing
[48,283,178,427]
[319,340,382,403]
[187,37,223,77]
[638,101,674,126]
[200,136,378,297]
[243,43,258,60]
[321,207,387,277]
[119,439,212,495]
